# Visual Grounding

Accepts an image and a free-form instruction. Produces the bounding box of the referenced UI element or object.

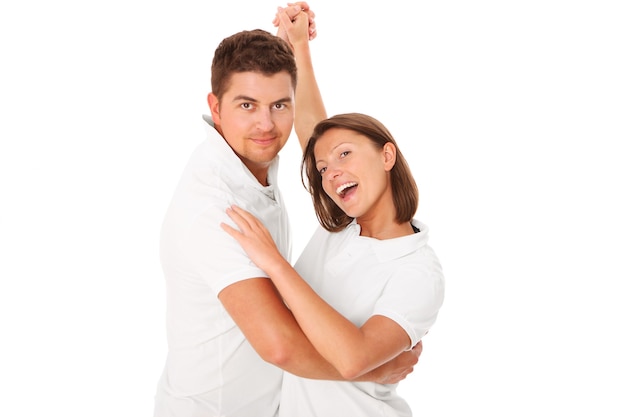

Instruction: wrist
[268,256,291,276]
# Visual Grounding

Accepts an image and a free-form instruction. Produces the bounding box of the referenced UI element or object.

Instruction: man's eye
[274,103,286,110]
[241,103,252,109]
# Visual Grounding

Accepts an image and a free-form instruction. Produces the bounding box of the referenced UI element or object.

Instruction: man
[154,5,420,417]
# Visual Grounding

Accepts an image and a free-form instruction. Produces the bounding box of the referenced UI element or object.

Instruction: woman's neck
[357,216,414,240]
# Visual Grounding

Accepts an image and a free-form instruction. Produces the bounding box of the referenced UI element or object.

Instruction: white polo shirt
[279,219,444,417]
[154,116,291,417]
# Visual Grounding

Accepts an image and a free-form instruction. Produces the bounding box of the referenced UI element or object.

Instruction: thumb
[283,4,304,20]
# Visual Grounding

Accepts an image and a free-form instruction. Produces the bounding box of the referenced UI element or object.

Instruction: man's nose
[255,108,274,131]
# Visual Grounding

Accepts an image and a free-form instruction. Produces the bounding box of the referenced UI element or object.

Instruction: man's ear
[208,93,220,123]
[382,142,397,172]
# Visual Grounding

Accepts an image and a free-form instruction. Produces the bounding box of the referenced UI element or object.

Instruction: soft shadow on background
[1,1,624,415]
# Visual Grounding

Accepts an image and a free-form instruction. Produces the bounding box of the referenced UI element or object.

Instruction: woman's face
[313,128,396,220]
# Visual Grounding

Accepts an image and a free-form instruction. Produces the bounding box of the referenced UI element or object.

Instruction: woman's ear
[208,93,220,123]
[382,142,397,171]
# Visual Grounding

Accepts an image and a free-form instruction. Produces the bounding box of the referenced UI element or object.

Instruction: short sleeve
[372,246,445,348]
[181,189,269,296]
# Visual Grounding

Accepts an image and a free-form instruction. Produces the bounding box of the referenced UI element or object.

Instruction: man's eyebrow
[230,95,292,104]
[231,95,258,102]
[271,96,293,106]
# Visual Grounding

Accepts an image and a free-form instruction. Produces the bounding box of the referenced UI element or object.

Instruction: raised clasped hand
[273,2,317,42]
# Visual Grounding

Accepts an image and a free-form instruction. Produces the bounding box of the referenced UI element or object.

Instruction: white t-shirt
[279,219,444,417]
[154,116,291,417]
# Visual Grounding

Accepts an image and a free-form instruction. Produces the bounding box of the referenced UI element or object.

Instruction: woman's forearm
[267,259,405,379]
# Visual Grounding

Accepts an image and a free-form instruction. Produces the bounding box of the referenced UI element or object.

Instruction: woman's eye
[319,167,327,175]
[340,151,350,158]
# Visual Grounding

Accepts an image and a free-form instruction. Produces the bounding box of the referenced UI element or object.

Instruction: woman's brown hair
[301,113,419,232]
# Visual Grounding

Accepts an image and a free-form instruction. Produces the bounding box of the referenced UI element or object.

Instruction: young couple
[154,3,444,416]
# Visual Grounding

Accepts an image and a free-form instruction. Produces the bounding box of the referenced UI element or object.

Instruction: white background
[1,1,625,415]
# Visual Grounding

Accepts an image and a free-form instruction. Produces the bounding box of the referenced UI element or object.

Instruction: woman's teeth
[336,182,357,196]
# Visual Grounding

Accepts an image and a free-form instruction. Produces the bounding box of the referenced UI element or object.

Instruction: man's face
[209,71,294,185]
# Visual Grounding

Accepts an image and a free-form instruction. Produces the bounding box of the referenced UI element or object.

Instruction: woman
[220,5,445,416]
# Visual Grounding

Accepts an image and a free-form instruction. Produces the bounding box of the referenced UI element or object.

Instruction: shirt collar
[349,219,430,262]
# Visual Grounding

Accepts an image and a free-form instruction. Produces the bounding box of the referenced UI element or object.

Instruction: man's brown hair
[211,29,297,100]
